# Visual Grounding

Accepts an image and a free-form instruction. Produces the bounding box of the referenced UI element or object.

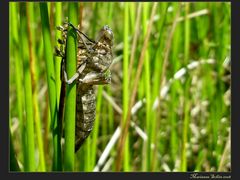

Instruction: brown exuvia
[55,22,113,152]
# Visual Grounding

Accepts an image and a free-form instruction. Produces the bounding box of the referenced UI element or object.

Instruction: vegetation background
[9,2,231,172]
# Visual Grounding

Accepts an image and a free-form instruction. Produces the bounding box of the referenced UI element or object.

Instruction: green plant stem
[184,3,190,65]
[150,3,169,171]
[27,3,46,171]
[10,2,27,169]
[63,3,78,171]
[181,3,190,171]
[181,79,191,171]
[116,2,158,171]
[55,2,62,108]
[122,2,130,171]
[142,3,152,171]
[20,3,35,171]
[90,87,103,170]
[40,2,62,171]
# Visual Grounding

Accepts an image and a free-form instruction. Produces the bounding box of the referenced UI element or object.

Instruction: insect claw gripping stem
[79,71,112,85]
[63,71,79,85]
[63,62,87,85]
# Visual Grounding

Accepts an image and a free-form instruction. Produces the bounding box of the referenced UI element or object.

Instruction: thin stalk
[210,4,230,167]
[107,2,113,26]
[181,78,191,171]
[169,3,182,167]
[181,3,190,171]
[63,3,78,171]
[184,3,190,65]
[28,3,40,84]
[84,137,91,171]
[40,2,62,171]
[20,3,35,171]
[27,3,46,171]
[43,89,50,166]
[107,86,114,133]
[91,86,103,170]
[153,3,181,171]
[116,2,158,171]
[54,2,62,109]
[101,100,108,148]
[129,2,136,33]
[120,2,130,171]
[195,150,206,171]
[106,4,115,163]
[150,2,169,171]
[52,4,62,169]
[128,3,142,85]
[142,3,152,171]
[10,2,27,169]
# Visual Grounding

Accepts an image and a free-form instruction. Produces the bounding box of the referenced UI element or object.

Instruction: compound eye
[103,25,114,41]
[106,29,114,41]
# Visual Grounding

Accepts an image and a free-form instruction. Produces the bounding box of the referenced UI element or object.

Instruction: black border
[231,0,240,179]
[1,0,239,180]
[1,0,10,177]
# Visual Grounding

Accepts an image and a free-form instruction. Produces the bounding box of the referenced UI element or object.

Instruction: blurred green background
[9,2,231,172]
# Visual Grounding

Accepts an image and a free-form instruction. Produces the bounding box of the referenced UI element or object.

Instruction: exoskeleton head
[96,25,114,46]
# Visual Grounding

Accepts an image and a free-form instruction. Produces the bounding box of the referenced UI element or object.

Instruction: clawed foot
[79,71,111,85]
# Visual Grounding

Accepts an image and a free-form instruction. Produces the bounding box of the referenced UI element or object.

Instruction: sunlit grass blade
[40,2,62,171]
[54,2,62,107]
[63,3,78,171]
[10,2,27,170]
[20,3,35,171]
[90,86,103,170]
[26,3,46,171]
[116,2,158,171]
[142,3,153,171]
[121,2,130,171]
[181,3,190,171]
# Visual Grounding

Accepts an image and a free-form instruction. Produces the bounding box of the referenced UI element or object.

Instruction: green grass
[19,3,35,171]
[9,2,231,172]
[121,2,130,171]
[27,3,46,171]
[40,2,62,171]
[54,2,62,107]
[10,2,27,170]
[63,3,78,171]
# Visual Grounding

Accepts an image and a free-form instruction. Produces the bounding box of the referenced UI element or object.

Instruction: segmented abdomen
[75,84,96,152]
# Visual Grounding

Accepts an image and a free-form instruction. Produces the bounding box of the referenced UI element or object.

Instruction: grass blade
[40,2,62,171]
[10,2,27,170]
[19,3,35,171]
[54,2,62,108]
[26,2,46,171]
[63,3,78,171]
